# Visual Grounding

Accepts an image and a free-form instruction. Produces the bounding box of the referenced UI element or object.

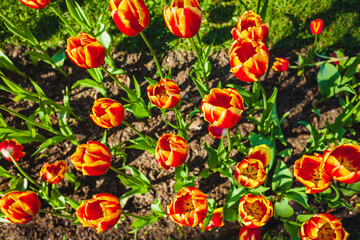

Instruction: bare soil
[0,45,359,240]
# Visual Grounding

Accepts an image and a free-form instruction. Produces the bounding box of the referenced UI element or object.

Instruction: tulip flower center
[244,201,263,220]
[339,158,358,172]
[318,222,335,240]
[311,168,322,183]
[177,193,195,214]
[241,165,258,180]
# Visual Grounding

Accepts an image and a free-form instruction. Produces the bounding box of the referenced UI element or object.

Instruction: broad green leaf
[72,79,107,97]
[248,186,270,195]
[284,221,300,240]
[274,197,294,219]
[285,187,313,210]
[317,63,340,99]
[50,185,66,209]
[0,50,25,76]
[87,68,103,84]
[51,50,66,68]
[271,160,292,193]
[10,177,28,191]
[118,166,152,199]
[296,214,314,223]
[65,0,91,30]
[341,54,360,84]
[126,137,155,155]
[0,166,14,178]
[339,182,360,196]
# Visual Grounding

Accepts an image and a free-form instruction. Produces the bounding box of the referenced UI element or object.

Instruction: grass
[0,0,359,54]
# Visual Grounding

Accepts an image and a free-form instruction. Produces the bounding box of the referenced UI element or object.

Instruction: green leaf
[199,168,211,178]
[296,214,314,223]
[334,84,356,95]
[204,143,221,170]
[201,199,216,232]
[87,68,103,84]
[248,186,270,195]
[65,0,92,30]
[190,75,208,98]
[0,50,25,76]
[284,221,300,240]
[339,182,360,196]
[51,50,66,68]
[271,160,292,193]
[72,79,107,97]
[150,198,166,218]
[285,187,313,210]
[0,166,14,178]
[107,67,126,75]
[24,51,55,68]
[118,166,152,199]
[126,137,155,155]
[317,63,340,99]
[10,176,28,191]
[124,102,150,119]
[174,164,197,192]
[32,135,67,157]
[65,171,81,191]
[274,197,294,219]
[342,54,360,84]
[259,0,269,21]
[50,185,66,209]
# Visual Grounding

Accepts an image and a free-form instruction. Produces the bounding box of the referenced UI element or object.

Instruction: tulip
[232,10,269,43]
[199,207,224,231]
[294,155,332,194]
[310,19,324,35]
[76,193,121,233]
[0,191,40,224]
[167,187,208,227]
[0,139,25,162]
[229,37,269,83]
[201,88,245,129]
[238,226,262,240]
[18,0,50,9]
[40,160,67,184]
[300,213,349,240]
[208,125,227,139]
[70,141,112,176]
[234,158,266,188]
[66,33,105,69]
[248,144,271,167]
[272,57,290,72]
[147,79,181,109]
[323,143,360,184]
[110,0,150,37]
[90,98,125,129]
[238,193,273,228]
[155,133,189,170]
[163,0,201,38]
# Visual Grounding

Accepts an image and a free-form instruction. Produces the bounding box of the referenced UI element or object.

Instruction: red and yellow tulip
[18,0,50,9]
[70,141,112,176]
[201,88,245,129]
[300,213,349,240]
[272,57,290,72]
[76,193,121,233]
[90,98,125,129]
[155,133,188,170]
[163,0,201,38]
[0,191,40,224]
[238,226,262,240]
[167,187,208,227]
[40,160,67,184]
[110,0,150,37]
[234,158,266,189]
[238,193,273,228]
[198,207,224,231]
[147,79,181,109]
[310,19,324,35]
[66,33,106,69]
[248,144,271,167]
[232,10,269,43]
[294,155,332,194]
[323,143,360,184]
[229,37,269,83]
[0,139,25,162]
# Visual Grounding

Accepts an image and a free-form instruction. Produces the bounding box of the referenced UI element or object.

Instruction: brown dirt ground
[0,45,359,240]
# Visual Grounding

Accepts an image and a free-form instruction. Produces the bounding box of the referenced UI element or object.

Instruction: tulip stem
[39,209,77,220]
[50,6,77,36]
[9,154,42,190]
[140,32,164,79]
[122,120,155,148]
[256,81,267,112]
[189,37,209,88]
[109,166,127,177]
[226,128,232,156]
[122,211,150,221]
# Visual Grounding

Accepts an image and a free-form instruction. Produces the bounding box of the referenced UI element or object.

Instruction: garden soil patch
[0,45,359,240]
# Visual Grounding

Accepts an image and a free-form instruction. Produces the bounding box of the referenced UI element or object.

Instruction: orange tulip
[248,144,271,167]
[323,143,360,184]
[163,0,201,38]
[90,98,125,129]
[110,0,150,37]
[147,79,181,109]
[238,193,273,228]
[310,19,324,35]
[76,193,121,233]
[232,10,269,43]
[229,37,269,83]
[40,160,67,184]
[201,88,245,129]
[294,155,332,194]
[0,139,25,162]
[234,158,266,189]
[18,0,50,9]
[272,57,290,72]
[300,213,349,240]
[167,187,208,227]
[0,191,40,224]
[238,226,262,240]
[198,207,224,231]
[66,33,105,69]
[155,133,189,170]
[70,141,112,176]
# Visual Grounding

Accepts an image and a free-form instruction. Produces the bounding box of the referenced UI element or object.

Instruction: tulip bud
[272,57,290,72]
[90,98,125,129]
[0,139,25,162]
[18,0,50,9]
[110,0,150,37]
[238,226,262,240]
[0,191,40,224]
[163,0,201,38]
[76,193,121,233]
[201,88,245,129]
[66,33,106,69]
[147,79,181,109]
[310,19,324,35]
[167,187,208,227]
[300,213,349,240]
[155,133,189,170]
[40,160,67,184]
[70,141,112,176]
